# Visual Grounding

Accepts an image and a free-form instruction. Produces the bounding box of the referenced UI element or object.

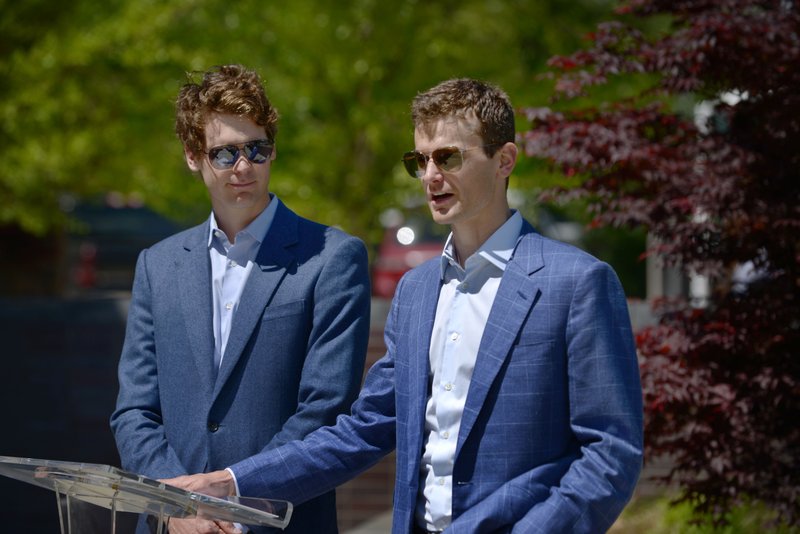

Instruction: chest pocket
[262,299,306,321]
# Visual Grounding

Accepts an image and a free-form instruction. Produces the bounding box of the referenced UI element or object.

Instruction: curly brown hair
[175,64,279,155]
[411,78,515,157]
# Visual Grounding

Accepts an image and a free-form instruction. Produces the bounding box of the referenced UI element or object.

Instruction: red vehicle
[371,210,448,299]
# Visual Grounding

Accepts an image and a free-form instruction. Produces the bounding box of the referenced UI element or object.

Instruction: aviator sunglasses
[204,138,274,170]
[401,144,498,178]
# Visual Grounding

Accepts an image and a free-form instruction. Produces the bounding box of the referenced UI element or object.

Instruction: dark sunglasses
[401,144,498,178]
[205,139,274,170]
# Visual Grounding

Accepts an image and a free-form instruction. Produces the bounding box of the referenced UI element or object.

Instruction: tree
[1,0,613,245]
[521,0,799,527]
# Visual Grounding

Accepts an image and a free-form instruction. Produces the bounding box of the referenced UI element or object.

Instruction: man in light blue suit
[110,65,370,534]
[166,78,643,533]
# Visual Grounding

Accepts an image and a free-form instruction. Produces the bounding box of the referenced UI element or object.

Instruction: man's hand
[161,470,236,499]
[167,517,241,534]
[160,471,242,532]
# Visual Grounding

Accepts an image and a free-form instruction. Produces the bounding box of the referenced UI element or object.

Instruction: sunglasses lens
[433,147,462,172]
[402,151,424,178]
[208,146,238,169]
[245,140,273,163]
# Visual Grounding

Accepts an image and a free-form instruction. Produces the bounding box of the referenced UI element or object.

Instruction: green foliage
[612,495,799,534]
[1,0,614,249]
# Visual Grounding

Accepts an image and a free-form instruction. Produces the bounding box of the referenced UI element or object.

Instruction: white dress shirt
[416,211,523,531]
[208,196,278,370]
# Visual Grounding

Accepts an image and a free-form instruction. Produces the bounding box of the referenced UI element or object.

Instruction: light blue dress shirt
[208,196,279,370]
[416,210,523,531]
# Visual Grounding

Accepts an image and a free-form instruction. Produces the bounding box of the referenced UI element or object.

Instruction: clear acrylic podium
[0,455,292,533]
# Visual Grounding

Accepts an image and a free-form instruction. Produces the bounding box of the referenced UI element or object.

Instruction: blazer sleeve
[449,261,644,534]
[109,249,188,479]
[229,291,401,504]
[258,234,371,450]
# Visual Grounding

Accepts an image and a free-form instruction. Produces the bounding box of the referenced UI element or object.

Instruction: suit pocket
[261,299,306,321]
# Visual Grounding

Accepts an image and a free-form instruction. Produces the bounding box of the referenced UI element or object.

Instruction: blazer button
[208,422,220,432]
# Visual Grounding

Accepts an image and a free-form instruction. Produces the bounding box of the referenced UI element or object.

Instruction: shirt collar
[439,210,523,280]
[207,193,280,248]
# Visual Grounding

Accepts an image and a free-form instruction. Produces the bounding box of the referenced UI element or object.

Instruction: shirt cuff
[225,467,241,497]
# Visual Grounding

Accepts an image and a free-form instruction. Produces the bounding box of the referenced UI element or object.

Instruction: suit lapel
[177,223,217,390]
[455,226,545,457]
[213,203,297,396]
[405,262,442,485]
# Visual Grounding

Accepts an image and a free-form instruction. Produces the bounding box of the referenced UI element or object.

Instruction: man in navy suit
[110,64,370,534]
[166,78,643,533]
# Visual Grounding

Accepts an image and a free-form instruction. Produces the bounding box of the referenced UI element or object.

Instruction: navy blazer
[230,220,643,533]
[110,201,370,533]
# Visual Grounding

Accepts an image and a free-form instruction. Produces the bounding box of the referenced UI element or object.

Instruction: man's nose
[420,157,442,184]
[232,153,253,172]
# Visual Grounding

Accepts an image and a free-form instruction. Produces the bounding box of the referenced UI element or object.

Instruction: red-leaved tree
[521,0,799,526]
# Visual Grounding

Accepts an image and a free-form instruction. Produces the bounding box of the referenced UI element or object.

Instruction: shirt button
[437,478,445,486]
[214,230,223,238]
[450,332,459,341]
[228,259,237,267]
[208,422,219,432]
[441,431,449,439]
[444,383,453,391]
[225,302,233,311]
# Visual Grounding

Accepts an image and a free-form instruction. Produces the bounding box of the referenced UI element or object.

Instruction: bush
[522,0,800,527]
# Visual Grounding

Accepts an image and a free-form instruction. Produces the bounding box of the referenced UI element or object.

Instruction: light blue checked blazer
[231,219,643,533]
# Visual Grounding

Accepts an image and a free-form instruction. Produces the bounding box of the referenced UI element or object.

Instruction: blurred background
[2,0,796,532]
[0,0,648,295]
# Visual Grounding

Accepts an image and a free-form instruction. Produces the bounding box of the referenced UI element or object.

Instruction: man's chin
[430,209,455,226]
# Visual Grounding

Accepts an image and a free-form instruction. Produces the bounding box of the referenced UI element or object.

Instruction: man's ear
[184,146,202,172]
[497,141,518,179]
